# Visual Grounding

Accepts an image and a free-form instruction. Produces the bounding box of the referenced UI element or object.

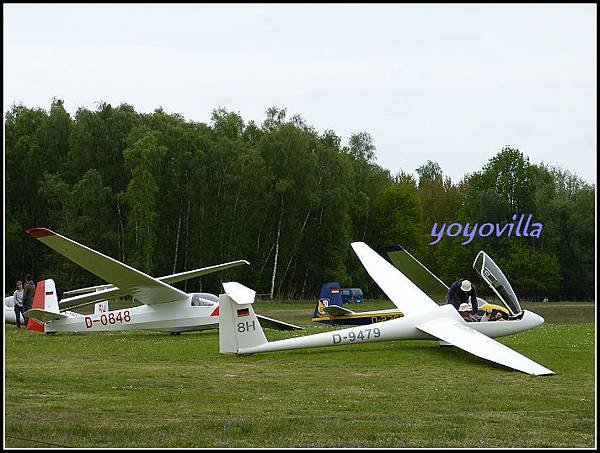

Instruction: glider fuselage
[236,304,544,354]
[40,298,220,333]
[218,243,554,375]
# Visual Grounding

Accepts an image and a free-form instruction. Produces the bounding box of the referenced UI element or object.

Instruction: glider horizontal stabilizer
[24,308,69,323]
[221,282,303,331]
[323,305,355,316]
[222,282,256,305]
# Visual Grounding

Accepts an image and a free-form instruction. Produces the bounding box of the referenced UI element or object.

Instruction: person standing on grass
[22,274,36,324]
[13,281,25,329]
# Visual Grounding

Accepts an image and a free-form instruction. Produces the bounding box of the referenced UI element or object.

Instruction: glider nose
[524,309,545,329]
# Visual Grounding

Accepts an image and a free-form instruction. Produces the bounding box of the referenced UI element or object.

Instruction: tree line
[4,100,595,301]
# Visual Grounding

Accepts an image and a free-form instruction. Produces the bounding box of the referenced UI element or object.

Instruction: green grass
[4,301,595,448]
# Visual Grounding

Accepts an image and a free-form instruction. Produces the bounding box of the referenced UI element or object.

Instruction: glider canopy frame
[473,251,522,317]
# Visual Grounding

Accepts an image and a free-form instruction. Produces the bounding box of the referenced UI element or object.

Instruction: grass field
[4,300,596,448]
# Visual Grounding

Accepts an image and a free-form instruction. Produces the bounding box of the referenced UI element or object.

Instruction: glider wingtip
[528,366,555,376]
[26,227,55,238]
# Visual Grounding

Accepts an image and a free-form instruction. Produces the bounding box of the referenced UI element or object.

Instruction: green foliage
[373,177,426,254]
[121,132,166,274]
[496,240,561,298]
[532,165,595,299]
[416,161,463,273]
[427,146,594,300]
[465,146,539,215]
[4,103,595,301]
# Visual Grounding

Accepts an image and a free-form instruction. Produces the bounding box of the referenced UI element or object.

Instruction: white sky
[3,3,597,184]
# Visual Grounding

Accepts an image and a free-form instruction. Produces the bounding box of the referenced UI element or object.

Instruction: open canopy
[473,251,522,317]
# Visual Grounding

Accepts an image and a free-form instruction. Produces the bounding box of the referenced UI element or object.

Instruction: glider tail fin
[219,282,267,354]
[312,281,343,320]
[26,279,59,332]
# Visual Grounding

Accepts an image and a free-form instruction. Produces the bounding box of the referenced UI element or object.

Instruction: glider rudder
[219,282,267,354]
[26,279,60,332]
[312,282,343,321]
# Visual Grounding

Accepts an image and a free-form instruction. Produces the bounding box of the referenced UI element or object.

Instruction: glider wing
[384,245,449,304]
[255,314,303,331]
[59,287,123,310]
[161,261,250,285]
[58,261,250,310]
[63,284,113,296]
[62,261,249,297]
[27,228,189,306]
[351,242,439,316]
[416,317,554,376]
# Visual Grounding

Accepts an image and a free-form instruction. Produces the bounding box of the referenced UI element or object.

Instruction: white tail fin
[219,282,267,354]
[41,279,60,313]
[94,300,109,315]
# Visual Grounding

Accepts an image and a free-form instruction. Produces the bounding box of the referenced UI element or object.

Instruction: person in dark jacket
[22,274,36,323]
[447,279,478,313]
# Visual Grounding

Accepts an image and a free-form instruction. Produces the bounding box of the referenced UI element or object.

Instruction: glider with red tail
[24,228,301,334]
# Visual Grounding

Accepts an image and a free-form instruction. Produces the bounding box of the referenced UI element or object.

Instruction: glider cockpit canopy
[472,251,522,317]
[384,245,522,318]
[190,293,218,306]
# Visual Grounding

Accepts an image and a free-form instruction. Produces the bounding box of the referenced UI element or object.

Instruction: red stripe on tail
[26,280,45,332]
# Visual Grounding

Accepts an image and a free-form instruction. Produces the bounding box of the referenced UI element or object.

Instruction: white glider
[24,228,301,334]
[219,242,554,376]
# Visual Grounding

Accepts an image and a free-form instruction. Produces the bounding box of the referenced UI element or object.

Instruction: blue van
[341,287,364,304]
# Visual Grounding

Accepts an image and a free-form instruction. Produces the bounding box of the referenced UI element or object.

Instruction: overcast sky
[4,4,597,184]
